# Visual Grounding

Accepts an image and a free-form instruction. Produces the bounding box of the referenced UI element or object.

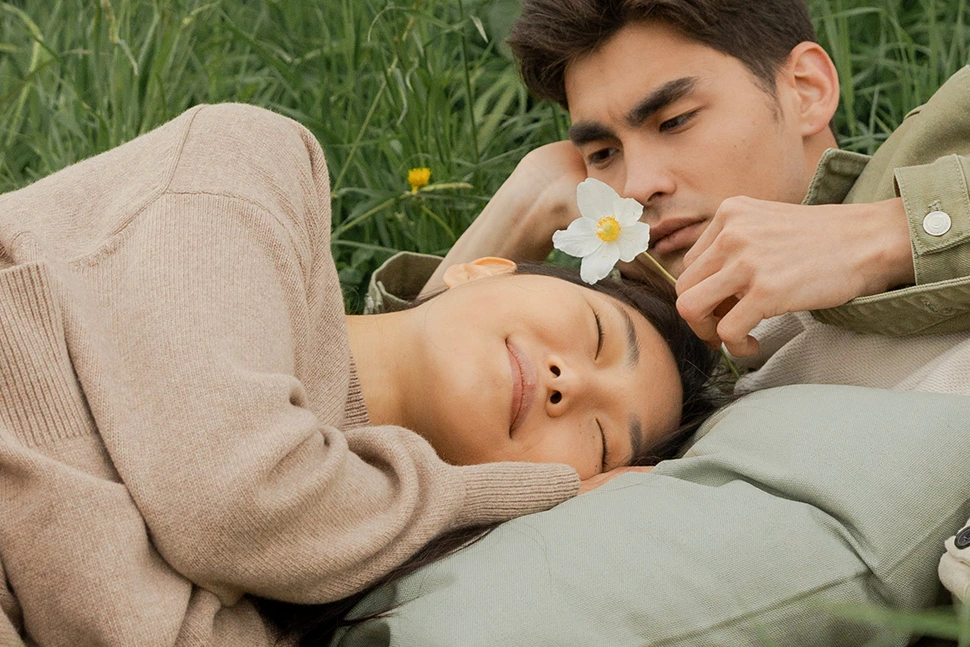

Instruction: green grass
[1,0,970,642]
[0,0,566,310]
[1,0,968,309]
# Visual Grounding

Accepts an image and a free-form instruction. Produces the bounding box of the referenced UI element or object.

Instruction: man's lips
[507,340,537,434]
[649,217,707,255]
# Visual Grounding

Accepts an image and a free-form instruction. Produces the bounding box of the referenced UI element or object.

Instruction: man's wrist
[870,197,916,291]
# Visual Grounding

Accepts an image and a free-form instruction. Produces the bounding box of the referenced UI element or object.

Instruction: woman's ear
[442,257,517,288]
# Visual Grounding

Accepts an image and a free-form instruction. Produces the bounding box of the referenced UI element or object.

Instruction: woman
[0,104,717,646]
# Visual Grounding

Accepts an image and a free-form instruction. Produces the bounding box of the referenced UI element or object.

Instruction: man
[367,0,970,601]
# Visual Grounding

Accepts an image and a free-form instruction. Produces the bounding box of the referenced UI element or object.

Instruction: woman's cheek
[517,427,596,477]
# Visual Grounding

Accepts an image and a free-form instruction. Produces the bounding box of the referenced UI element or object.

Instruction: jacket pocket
[0,262,95,447]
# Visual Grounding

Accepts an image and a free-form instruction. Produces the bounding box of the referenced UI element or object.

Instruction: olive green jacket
[367,65,970,336]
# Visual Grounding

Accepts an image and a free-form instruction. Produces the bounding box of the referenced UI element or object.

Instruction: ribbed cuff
[450,462,579,528]
[0,262,96,446]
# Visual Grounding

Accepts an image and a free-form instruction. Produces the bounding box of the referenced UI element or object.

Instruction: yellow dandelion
[408,167,431,193]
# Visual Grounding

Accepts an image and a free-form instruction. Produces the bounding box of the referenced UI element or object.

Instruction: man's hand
[579,466,654,494]
[675,196,914,356]
[420,141,587,297]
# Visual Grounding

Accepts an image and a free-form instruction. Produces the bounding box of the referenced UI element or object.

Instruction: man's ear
[442,257,517,288]
[783,42,840,138]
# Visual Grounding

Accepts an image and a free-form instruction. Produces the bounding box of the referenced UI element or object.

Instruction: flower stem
[639,251,740,380]
[639,250,678,285]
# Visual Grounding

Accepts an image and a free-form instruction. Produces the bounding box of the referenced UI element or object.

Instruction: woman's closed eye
[597,418,610,472]
[593,308,605,359]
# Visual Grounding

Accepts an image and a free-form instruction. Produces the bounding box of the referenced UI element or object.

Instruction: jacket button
[922,210,952,236]
[957,526,970,549]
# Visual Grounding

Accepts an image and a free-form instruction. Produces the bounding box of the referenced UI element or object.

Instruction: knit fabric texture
[0,104,578,645]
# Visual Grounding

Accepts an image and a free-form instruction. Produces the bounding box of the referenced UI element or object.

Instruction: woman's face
[404,263,683,480]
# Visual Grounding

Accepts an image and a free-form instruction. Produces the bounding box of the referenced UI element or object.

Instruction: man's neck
[802,128,840,196]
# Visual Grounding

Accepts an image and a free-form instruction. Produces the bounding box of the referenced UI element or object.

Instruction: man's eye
[587,147,617,166]
[659,110,698,133]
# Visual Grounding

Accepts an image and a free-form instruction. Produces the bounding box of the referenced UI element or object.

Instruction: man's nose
[621,150,676,220]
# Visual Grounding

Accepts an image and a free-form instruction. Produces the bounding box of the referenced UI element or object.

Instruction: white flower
[552,178,651,284]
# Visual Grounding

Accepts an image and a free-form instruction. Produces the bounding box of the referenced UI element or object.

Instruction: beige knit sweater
[0,104,578,645]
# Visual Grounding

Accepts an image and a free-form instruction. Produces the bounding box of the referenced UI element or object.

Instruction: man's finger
[676,271,746,343]
[721,334,760,358]
[681,206,727,269]
[715,297,766,357]
[676,231,731,297]
[713,296,738,319]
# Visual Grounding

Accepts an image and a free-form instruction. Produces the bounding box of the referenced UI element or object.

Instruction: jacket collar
[802,147,872,205]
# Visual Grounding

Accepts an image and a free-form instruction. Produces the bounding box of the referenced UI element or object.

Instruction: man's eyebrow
[567,76,698,147]
[625,76,698,127]
[568,121,617,147]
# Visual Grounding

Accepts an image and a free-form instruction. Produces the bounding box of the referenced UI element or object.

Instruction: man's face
[564,22,813,276]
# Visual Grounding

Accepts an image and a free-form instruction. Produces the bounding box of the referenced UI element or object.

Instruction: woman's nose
[544,358,584,417]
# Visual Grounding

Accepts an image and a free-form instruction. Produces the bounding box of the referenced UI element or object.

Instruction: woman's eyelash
[597,419,609,472]
[593,309,604,359]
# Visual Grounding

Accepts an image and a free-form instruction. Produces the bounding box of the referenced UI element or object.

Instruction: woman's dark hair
[256,262,727,646]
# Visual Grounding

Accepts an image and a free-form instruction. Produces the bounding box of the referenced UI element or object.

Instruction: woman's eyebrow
[627,415,644,467]
[611,301,645,466]
[612,300,641,368]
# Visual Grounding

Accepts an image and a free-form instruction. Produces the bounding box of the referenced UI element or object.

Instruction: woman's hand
[578,465,654,494]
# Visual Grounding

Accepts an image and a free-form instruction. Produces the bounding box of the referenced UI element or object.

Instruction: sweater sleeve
[98,104,578,605]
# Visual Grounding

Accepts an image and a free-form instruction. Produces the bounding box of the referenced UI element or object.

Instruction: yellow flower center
[408,167,431,192]
[596,216,622,242]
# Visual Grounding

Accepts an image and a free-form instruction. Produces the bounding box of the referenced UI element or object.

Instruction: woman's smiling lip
[507,340,537,434]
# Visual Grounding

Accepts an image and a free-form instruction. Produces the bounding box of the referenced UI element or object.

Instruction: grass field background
[2,0,969,310]
[1,0,969,642]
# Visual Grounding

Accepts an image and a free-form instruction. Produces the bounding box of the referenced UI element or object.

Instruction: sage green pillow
[335,385,970,647]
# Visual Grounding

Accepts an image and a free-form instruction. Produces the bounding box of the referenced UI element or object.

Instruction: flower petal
[552,217,601,257]
[613,196,644,226]
[580,244,621,284]
[577,178,621,221]
[615,222,651,262]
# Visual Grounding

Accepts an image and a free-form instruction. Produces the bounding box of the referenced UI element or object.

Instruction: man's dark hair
[507,0,817,108]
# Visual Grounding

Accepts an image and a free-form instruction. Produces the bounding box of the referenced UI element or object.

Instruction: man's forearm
[420,141,586,297]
